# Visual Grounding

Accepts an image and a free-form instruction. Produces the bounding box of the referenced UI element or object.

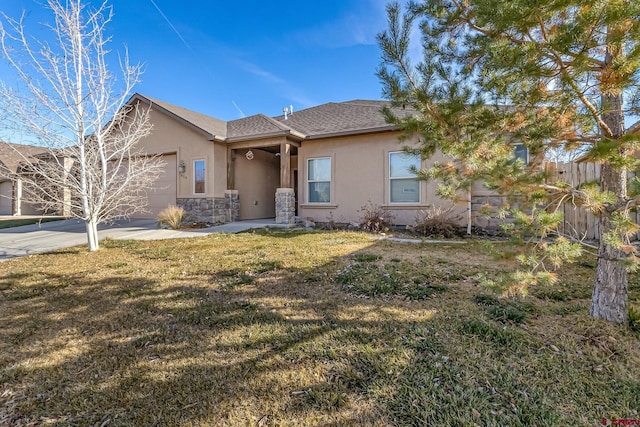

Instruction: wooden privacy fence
[548,162,602,240]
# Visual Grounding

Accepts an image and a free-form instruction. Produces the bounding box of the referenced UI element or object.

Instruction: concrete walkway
[0,217,290,261]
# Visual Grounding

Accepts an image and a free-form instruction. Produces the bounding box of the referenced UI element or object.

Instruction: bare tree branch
[0,0,163,251]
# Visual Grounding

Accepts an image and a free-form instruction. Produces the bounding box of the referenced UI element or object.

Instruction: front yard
[1,230,638,426]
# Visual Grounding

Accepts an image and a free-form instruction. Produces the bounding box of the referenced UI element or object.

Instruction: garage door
[0,181,12,215]
[144,154,177,218]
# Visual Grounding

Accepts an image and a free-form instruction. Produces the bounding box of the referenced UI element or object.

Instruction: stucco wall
[234,148,280,220]
[213,142,228,195]
[298,132,467,226]
[0,181,12,215]
[134,102,218,199]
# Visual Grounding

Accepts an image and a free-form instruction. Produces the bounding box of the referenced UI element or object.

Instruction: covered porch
[226,138,299,225]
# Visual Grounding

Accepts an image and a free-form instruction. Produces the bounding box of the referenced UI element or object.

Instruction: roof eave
[128,93,217,141]
[305,125,397,140]
[225,130,306,143]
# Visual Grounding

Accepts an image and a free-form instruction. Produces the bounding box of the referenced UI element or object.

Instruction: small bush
[409,205,463,238]
[359,201,394,233]
[157,205,185,230]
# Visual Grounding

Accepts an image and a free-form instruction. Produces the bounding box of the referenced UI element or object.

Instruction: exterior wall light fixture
[178,160,186,174]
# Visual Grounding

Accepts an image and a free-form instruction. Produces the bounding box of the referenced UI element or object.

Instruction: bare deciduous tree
[0,0,164,251]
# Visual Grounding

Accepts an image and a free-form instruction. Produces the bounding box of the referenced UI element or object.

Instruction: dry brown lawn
[1,230,639,426]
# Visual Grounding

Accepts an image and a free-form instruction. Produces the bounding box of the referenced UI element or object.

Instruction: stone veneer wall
[177,197,227,224]
[471,194,515,232]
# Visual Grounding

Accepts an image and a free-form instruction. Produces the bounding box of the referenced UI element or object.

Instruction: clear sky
[1,0,394,121]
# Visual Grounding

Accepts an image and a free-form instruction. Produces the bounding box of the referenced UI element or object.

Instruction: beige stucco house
[0,142,50,216]
[127,93,467,226]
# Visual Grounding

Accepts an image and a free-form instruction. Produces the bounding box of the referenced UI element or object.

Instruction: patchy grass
[0,230,639,426]
[0,217,63,229]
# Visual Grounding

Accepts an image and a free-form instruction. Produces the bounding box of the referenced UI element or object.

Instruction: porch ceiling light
[178,160,186,173]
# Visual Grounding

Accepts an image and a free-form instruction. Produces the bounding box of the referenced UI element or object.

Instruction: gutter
[304,125,397,140]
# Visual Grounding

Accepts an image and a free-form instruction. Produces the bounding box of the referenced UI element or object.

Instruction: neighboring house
[0,142,50,216]
[127,94,467,226]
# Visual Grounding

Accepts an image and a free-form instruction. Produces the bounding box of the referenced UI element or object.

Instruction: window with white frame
[307,157,331,203]
[512,144,529,164]
[194,160,205,194]
[389,151,420,203]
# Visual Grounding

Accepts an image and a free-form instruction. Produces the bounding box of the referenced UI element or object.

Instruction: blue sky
[1,0,394,121]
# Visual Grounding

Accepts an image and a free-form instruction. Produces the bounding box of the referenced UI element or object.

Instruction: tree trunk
[86,218,99,251]
[590,43,628,323]
[590,208,628,323]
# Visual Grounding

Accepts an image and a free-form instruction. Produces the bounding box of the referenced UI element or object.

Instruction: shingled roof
[271,100,412,139]
[130,94,415,142]
[227,114,304,141]
[0,142,47,179]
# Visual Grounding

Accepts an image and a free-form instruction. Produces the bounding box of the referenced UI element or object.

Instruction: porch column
[280,142,291,188]
[62,157,73,216]
[226,145,235,190]
[13,178,22,216]
[224,190,239,222]
[275,188,295,225]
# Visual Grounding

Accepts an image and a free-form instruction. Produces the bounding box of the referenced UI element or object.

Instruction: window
[194,160,205,194]
[513,144,529,164]
[389,152,420,203]
[307,157,331,203]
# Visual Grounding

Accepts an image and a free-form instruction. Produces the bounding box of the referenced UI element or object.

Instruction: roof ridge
[259,114,294,131]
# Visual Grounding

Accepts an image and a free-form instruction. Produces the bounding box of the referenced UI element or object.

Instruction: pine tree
[378,0,640,324]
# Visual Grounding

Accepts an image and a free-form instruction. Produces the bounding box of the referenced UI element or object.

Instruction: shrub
[157,205,185,230]
[409,206,463,238]
[358,201,394,233]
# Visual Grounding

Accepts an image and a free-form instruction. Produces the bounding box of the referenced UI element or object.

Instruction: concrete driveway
[0,218,272,261]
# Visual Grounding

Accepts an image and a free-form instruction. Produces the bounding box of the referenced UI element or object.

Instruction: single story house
[1,94,529,228]
[127,94,473,226]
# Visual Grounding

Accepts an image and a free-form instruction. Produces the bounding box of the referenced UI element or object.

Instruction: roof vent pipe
[283,105,294,120]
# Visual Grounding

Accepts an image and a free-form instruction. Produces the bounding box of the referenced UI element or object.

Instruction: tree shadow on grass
[1,236,638,426]
[1,240,418,426]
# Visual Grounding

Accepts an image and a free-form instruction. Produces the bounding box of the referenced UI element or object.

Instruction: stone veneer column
[225,190,239,223]
[275,188,295,225]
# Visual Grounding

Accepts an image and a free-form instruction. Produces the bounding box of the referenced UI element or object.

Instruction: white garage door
[0,181,12,215]
[143,154,177,218]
